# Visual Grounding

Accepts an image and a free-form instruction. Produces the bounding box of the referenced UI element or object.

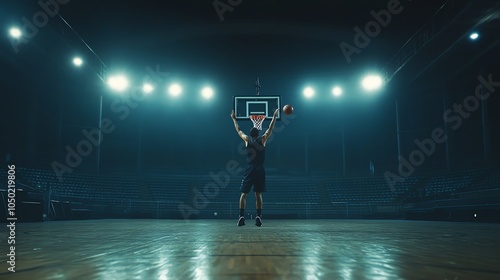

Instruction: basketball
[283,104,293,115]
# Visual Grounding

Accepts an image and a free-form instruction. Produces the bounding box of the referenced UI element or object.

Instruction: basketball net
[250,115,266,130]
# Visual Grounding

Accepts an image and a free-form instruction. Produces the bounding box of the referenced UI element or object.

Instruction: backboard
[233,95,281,120]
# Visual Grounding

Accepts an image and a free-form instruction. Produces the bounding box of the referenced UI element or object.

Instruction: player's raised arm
[262,108,279,145]
[231,110,248,142]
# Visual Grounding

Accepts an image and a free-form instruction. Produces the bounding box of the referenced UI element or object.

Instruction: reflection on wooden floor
[1,219,500,279]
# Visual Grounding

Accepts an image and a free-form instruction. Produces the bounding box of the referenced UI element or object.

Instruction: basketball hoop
[250,115,266,130]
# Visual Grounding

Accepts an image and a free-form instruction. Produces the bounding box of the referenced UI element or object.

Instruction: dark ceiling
[2,0,455,84]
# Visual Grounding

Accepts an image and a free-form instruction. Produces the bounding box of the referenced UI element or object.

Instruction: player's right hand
[273,108,279,117]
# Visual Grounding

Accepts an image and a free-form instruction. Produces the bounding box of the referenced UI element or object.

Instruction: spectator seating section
[0,165,496,219]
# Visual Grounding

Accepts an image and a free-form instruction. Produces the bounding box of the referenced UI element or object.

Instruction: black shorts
[240,165,266,193]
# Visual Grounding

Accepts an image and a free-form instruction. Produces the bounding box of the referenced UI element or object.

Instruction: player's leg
[240,193,247,210]
[238,192,248,226]
[254,168,265,227]
[255,192,263,227]
[238,167,253,226]
[255,192,263,210]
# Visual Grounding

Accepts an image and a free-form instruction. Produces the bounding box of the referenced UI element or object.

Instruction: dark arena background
[1,0,500,279]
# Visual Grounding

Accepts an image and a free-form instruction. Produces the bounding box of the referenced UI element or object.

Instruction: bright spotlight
[201,87,214,99]
[107,75,129,92]
[361,75,383,91]
[469,32,479,40]
[9,27,22,39]
[168,84,182,97]
[303,87,315,98]
[143,83,154,94]
[332,86,342,97]
[73,57,83,67]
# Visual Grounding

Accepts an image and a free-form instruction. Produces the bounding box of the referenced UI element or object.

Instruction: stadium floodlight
[9,27,22,39]
[73,57,83,67]
[303,87,315,98]
[143,83,154,94]
[361,75,383,92]
[107,75,129,92]
[168,83,182,97]
[332,86,342,97]
[469,32,479,40]
[201,87,214,99]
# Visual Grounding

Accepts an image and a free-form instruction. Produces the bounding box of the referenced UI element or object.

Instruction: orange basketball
[283,104,293,115]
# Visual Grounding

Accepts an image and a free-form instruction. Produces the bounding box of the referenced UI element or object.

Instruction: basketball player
[230,108,279,227]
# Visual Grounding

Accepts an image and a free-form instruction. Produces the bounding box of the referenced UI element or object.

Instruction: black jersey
[246,137,265,166]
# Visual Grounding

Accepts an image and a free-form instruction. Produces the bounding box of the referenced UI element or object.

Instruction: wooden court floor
[1,219,499,280]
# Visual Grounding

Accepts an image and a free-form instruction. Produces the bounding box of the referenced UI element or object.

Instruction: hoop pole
[255,77,260,96]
